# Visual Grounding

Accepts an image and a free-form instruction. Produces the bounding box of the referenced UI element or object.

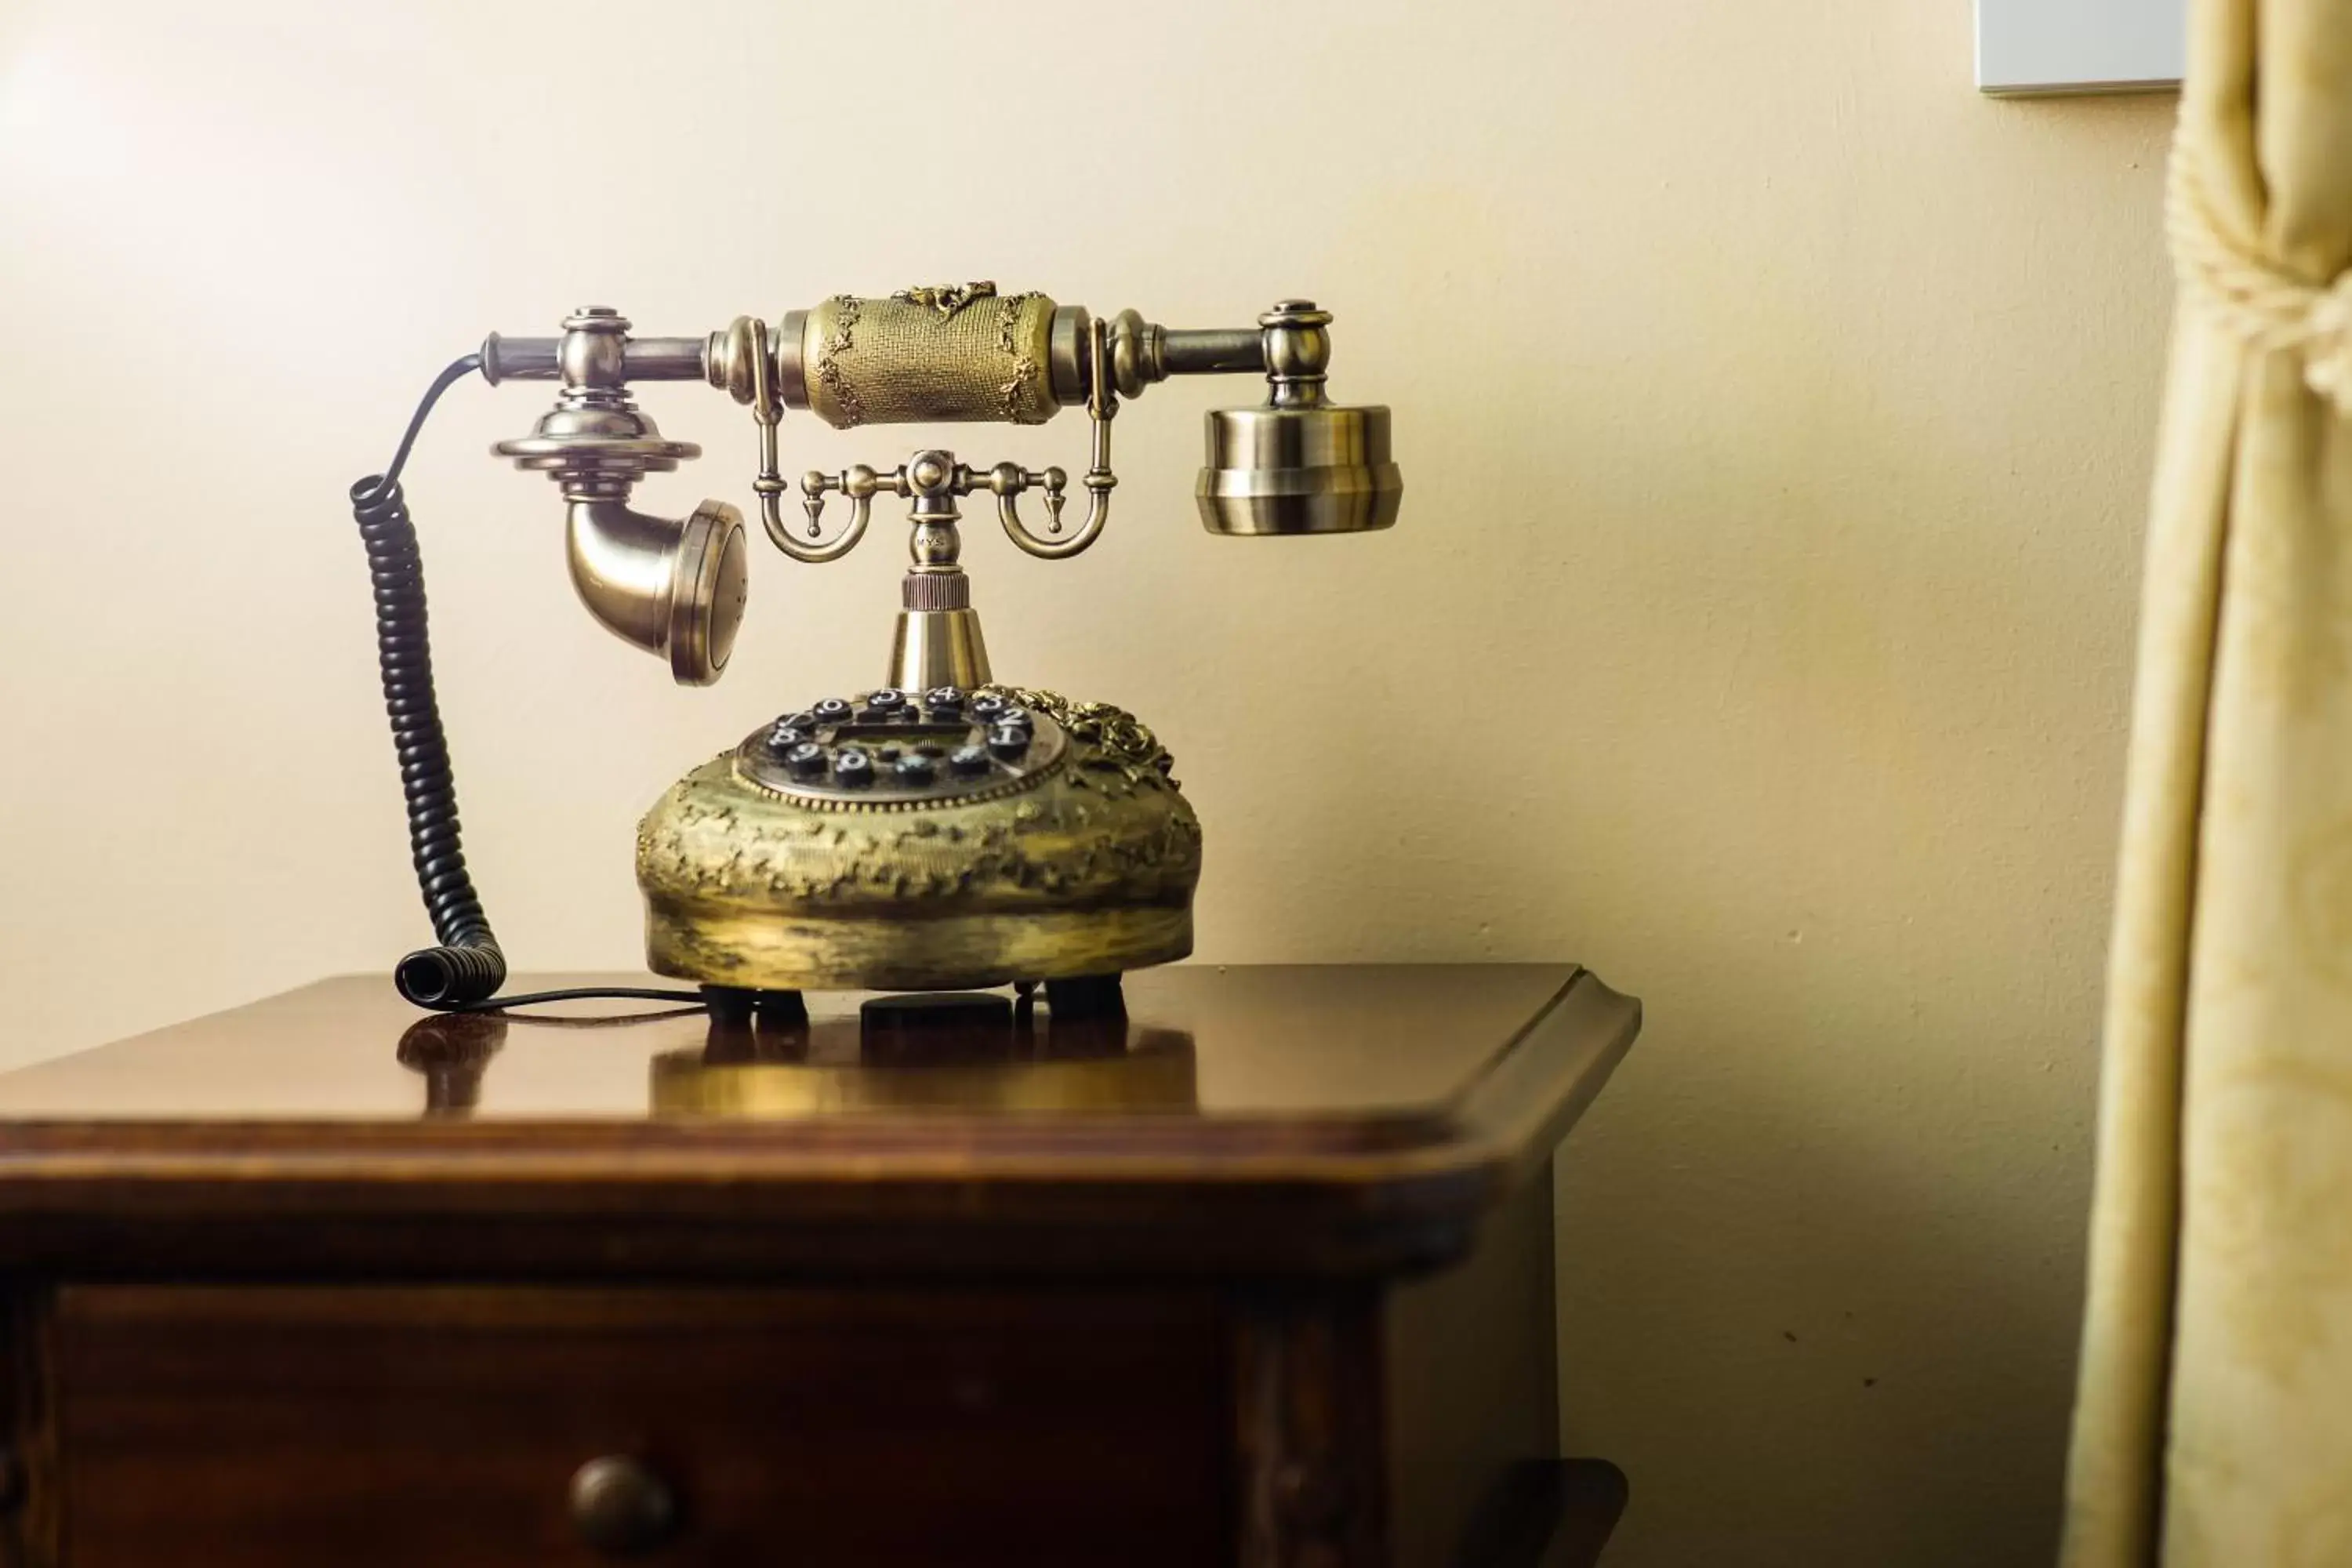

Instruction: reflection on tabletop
[401,989,1200,1122]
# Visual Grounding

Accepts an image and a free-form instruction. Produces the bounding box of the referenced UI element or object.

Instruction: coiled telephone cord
[350,356,703,1016]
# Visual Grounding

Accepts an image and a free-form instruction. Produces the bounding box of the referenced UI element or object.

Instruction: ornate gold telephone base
[637,682,1200,997]
[635,440,1200,999]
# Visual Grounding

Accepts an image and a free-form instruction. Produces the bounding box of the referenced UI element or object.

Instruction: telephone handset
[352,285,1400,1016]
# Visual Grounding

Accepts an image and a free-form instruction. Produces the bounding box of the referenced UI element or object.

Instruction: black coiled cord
[353,356,703,1017]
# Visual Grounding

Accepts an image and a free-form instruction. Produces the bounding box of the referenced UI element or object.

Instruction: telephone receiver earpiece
[1196,303,1399,537]
[1196,401,1400,536]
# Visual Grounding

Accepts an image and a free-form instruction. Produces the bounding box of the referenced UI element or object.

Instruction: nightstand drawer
[50,1285,1229,1567]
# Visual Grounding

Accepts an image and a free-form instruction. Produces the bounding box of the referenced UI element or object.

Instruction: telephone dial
[353,285,1399,1017]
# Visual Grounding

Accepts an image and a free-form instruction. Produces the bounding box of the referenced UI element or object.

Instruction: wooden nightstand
[0,964,1638,1567]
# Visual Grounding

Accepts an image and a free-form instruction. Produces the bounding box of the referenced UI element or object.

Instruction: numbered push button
[811,697,852,724]
[782,742,827,779]
[949,745,992,778]
[986,724,1030,760]
[833,748,874,785]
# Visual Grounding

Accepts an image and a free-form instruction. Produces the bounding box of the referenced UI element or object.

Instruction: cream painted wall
[0,2,2169,1562]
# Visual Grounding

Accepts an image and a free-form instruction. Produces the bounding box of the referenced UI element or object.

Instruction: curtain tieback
[2170,134,2352,408]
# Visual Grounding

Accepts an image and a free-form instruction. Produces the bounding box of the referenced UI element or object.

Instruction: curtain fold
[2063,2,2352,1563]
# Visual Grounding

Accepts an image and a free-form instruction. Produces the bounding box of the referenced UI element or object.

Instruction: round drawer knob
[568,1454,678,1558]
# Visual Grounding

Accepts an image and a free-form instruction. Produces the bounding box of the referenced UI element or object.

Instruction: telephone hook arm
[995,314,1116,561]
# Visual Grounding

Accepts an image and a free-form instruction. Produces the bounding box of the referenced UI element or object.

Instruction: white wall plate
[1976,0,2186,96]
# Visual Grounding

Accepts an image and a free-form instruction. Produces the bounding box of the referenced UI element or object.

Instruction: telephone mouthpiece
[1196,402,1401,535]
[564,497,749,685]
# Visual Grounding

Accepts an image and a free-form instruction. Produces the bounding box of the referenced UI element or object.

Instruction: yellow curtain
[2064,2,2352,1564]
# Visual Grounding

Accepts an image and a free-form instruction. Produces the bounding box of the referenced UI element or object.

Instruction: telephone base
[637,686,1200,996]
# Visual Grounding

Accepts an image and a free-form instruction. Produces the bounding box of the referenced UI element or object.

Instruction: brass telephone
[354,285,1399,1018]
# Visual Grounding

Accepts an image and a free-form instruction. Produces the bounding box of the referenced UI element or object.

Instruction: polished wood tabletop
[0,964,1639,1280]
[0,964,1587,1124]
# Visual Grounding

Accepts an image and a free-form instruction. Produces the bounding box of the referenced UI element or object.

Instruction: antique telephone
[354,285,1399,1017]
